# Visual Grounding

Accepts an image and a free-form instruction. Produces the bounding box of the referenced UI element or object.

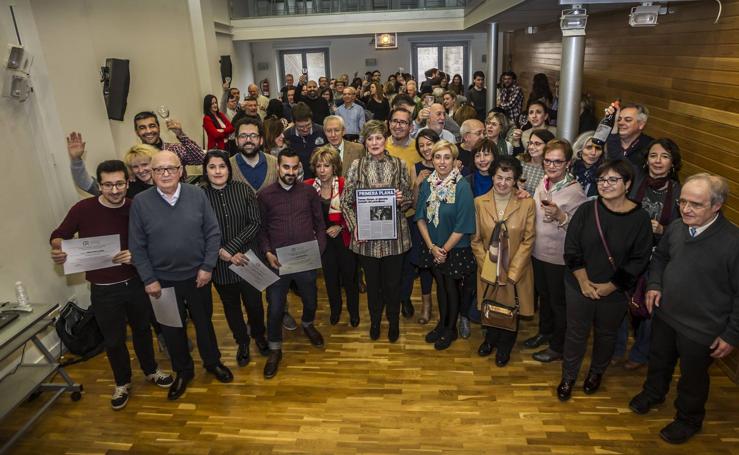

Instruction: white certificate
[276,240,322,276]
[149,287,182,328]
[356,188,397,241]
[228,250,280,291]
[61,234,121,275]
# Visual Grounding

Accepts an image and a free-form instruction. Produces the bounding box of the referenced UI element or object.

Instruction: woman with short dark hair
[557,159,653,401]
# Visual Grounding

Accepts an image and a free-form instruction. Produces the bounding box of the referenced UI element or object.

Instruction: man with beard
[257,149,327,379]
[247,83,269,120]
[228,117,278,193]
[496,71,524,127]
[283,102,327,180]
[415,103,455,143]
[294,77,331,124]
[466,71,487,121]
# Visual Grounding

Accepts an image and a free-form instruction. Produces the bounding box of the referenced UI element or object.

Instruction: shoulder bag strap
[594,202,616,270]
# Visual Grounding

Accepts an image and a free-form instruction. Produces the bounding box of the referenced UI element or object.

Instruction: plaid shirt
[163,135,205,165]
[498,84,524,128]
[521,161,545,196]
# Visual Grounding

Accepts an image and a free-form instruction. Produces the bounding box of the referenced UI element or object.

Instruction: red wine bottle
[592,100,621,146]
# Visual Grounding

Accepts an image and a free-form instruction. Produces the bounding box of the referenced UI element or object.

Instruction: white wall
[242,31,489,91]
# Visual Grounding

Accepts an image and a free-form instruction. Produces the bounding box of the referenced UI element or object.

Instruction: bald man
[457,119,485,176]
[247,83,269,119]
[129,151,232,400]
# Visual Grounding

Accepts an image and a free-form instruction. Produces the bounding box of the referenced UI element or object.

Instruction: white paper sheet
[228,250,280,291]
[149,287,182,328]
[61,234,121,275]
[355,188,397,240]
[276,240,322,276]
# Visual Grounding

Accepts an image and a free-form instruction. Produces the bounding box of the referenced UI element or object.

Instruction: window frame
[277,48,331,87]
[410,41,470,89]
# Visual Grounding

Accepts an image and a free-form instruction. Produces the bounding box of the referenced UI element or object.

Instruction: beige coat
[342,140,365,177]
[470,191,536,317]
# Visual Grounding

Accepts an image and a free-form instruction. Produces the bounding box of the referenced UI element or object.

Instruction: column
[486,22,499,114]
[558,8,587,142]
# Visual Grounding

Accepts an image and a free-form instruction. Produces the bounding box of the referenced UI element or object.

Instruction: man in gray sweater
[629,173,738,444]
[129,151,232,400]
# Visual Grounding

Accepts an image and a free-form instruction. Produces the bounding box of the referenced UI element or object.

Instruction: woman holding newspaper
[341,120,413,343]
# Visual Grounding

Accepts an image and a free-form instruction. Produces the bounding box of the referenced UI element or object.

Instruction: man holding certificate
[129,151,232,400]
[257,149,327,379]
[50,160,173,411]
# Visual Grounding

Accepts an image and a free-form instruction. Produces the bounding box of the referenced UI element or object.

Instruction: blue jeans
[266,269,318,349]
[614,315,651,364]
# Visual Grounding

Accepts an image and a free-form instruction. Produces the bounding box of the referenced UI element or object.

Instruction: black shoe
[425,324,443,343]
[388,322,400,343]
[167,374,192,400]
[254,337,270,357]
[236,343,250,367]
[263,349,282,379]
[434,329,457,351]
[557,378,576,402]
[629,391,665,415]
[350,314,360,327]
[329,312,340,325]
[303,324,325,348]
[583,372,602,395]
[401,299,415,318]
[369,322,380,341]
[660,420,701,444]
[206,363,234,383]
[523,333,551,349]
[495,350,511,367]
[532,348,563,363]
[478,342,494,357]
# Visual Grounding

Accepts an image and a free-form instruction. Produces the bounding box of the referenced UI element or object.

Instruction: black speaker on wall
[220,55,232,82]
[100,58,130,121]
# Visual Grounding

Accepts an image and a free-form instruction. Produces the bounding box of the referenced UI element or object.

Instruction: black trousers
[213,281,266,345]
[158,279,221,377]
[432,266,474,330]
[485,319,520,355]
[532,258,567,353]
[641,314,713,428]
[562,280,627,380]
[358,254,404,325]
[321,236,359,320]
[90,279,158,386]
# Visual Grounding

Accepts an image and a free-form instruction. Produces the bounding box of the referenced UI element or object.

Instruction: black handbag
[55,301,104,364]
[480,283,519,332]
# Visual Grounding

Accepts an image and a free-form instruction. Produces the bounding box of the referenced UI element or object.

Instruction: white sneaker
[146,369,174,388]
[111,384,130,410]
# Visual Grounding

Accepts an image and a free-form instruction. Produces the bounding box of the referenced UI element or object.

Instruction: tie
[689,227,697,238]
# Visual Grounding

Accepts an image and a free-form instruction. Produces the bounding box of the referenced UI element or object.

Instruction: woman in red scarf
[305,145,359,327]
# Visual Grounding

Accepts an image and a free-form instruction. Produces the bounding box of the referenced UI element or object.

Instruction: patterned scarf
[425,167,461,227]
[311,176,341,216]
[543,172,576,194]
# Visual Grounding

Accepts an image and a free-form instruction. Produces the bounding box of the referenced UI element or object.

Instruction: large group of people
[49,67,737,446]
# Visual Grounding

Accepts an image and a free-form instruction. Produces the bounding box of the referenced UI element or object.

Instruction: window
[278,49,330,86]
[411,42,469,88]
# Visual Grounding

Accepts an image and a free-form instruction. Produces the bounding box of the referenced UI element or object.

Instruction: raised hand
[66,132,86,160]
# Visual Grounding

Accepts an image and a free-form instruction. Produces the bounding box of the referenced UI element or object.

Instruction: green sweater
[648,214,739,347]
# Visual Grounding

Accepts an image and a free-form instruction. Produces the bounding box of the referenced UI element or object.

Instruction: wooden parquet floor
[1,284,737,454]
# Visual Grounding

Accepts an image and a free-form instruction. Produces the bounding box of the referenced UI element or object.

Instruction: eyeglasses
[596,176,624,186]
[529,141,545,147]
[100,182,127,190]
[543,159,567,167]
[152,166,181,176]
[295,122,312,130]
[390,119,410,126]
[678,199,709,210]
[237,133,260,140]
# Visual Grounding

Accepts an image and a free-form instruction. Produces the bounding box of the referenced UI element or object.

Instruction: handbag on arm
[480,282,519,331]
[479,218,519,331]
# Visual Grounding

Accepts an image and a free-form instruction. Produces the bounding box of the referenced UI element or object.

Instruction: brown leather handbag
[480,283,519,332]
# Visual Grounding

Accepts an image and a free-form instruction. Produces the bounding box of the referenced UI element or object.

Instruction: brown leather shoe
[623,360,646,371]
[303,324,325,348]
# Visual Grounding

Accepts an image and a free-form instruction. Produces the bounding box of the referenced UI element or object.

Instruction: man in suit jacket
[323,115,364,176]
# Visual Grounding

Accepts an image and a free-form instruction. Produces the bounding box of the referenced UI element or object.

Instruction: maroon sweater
[50,197,136,284]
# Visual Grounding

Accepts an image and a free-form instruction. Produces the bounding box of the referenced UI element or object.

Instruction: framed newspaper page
[356,188,397,241]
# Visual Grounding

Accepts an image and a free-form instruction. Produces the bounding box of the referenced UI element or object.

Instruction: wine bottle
[592,100,621,146]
